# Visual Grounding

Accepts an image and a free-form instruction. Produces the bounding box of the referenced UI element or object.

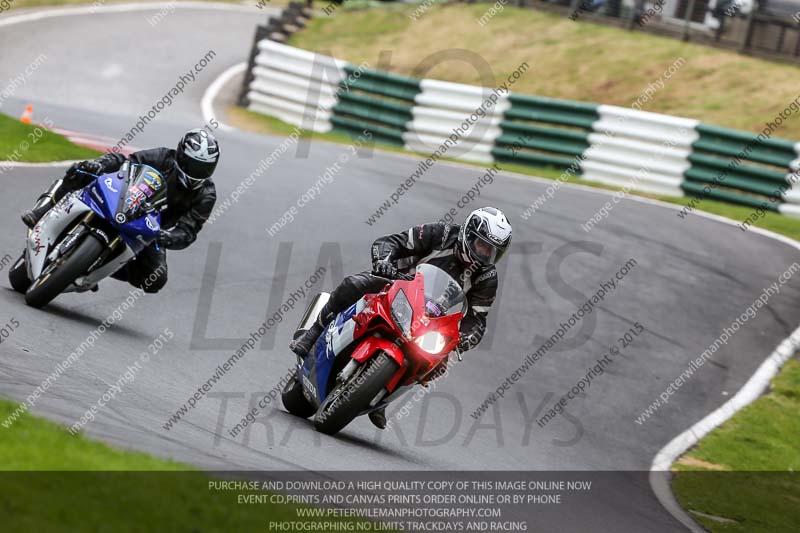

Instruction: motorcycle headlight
[413,331,449,354]
[390,290,413,338]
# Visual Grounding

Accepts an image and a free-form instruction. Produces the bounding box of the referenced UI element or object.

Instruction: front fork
[46,211,96,264]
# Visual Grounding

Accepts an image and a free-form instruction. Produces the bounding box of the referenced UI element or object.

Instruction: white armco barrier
[247,40,346,133]
[787,151,800,205]
[244,42,800,217]
[581,105,700,197]
[405,79,510,164]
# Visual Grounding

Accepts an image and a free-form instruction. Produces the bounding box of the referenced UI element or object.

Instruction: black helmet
[457,207,512,267]
[176,129,219,189]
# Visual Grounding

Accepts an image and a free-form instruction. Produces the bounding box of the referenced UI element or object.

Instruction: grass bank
[4,0,260,9]
[0,396,366,531]
[0,113,100,162]
[289,3,800,138]
[671,359,800,532]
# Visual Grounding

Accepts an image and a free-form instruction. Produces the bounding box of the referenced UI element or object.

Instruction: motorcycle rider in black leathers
[20,129,219,293]
[290,207,513,429]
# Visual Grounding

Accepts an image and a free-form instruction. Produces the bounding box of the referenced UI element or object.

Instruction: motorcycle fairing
[27,193,91,279]
[80,171,161,256]
[349,336,407,393]
[301,297,370,404]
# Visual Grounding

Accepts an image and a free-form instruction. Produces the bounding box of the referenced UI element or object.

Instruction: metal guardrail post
[740,0,758,52]
[682,0,698,41]
[238,25,271,107]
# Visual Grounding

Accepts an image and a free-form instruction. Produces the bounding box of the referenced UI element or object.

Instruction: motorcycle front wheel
[282,369,317,418]
[8,253,31,294]
[314,352,399,436]
[25,234,104,309]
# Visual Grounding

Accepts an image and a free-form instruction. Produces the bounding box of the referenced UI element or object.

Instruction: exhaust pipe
[294,292,330,340]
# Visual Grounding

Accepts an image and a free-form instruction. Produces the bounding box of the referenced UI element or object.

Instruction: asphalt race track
[1,5,799,532]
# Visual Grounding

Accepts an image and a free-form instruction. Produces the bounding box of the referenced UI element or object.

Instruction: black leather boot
[368,407,387,430]
[21,196,54,229]
[21,179,65,229]
[289,320,325,356]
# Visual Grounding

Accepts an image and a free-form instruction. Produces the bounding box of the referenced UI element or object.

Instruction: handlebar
[74,169,100,178]
[373,272,414,282]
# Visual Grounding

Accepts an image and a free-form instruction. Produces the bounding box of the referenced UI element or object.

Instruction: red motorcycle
[283,263,465,435]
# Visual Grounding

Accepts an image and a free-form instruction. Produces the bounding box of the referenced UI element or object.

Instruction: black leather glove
[457,333,479,355]
[372,260,399,279]
[158,230,175,248]
[80,160,104,175]
[67,160,103,178]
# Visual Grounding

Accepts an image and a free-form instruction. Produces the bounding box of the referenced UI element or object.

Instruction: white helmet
[176,129,220,189]
[458,207,512,266]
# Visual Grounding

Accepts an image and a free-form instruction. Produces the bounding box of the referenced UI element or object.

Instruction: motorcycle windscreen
[417,263,466,318]
[118,164,167,222]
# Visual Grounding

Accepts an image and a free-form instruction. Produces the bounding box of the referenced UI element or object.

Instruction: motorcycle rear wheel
[314,352,399,436]
[25,235,103,309]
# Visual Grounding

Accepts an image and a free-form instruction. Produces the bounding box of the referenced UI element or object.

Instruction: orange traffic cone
[20,105,33,124]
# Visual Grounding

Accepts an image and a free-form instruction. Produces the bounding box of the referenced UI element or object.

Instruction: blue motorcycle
[8,162,166,308]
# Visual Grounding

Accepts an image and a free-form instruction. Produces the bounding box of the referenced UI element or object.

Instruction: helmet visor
[466,231,504,266]
[177,152,217,187]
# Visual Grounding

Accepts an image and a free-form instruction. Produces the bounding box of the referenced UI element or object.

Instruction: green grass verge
[656,197,800,242]
[671,359,800,532]
[0,114,101,162]
[6,0,261,9]
[289,3,800,139]
[0,397,363,532]
[230,108,800,242]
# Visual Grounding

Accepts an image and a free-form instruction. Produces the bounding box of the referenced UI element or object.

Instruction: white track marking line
[1,160,80,168]
[0,2,262,28]
[207,74,800,530]
[201,63,247,132]
[6,5,800,530]
[650,324,800,532]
